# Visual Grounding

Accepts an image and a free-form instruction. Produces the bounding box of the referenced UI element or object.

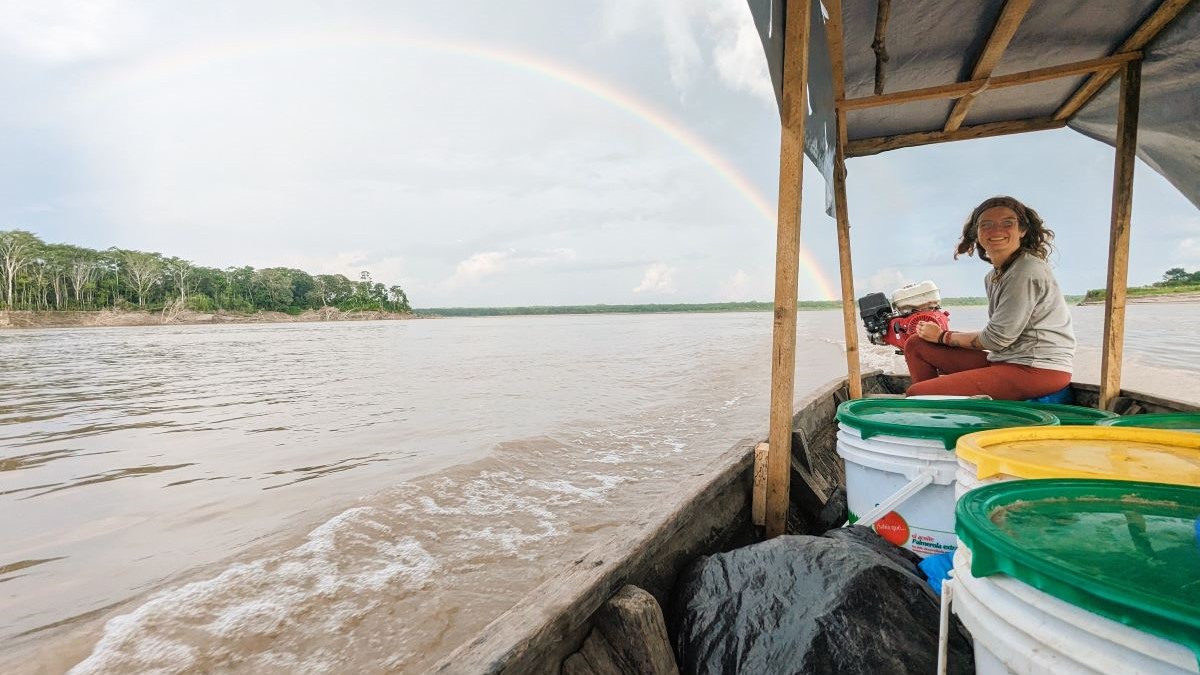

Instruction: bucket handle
[848,468,936,528]
[937,578,954,675]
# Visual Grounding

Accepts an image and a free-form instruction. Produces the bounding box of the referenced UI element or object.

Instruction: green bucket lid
[836,399,1059,449]
[1098,412,1200,433]
[956,479,1200,660]
[1016,402,1120,426]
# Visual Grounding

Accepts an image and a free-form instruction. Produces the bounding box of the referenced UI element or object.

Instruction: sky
[1,0,1198,307]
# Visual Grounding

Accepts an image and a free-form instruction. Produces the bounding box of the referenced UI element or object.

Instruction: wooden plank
[832,120,862,399]
[577,630,623,674]
[594,586,679,675]
[1100,60,1142,410]
[871,0,891,94]
[944,0,1033,132]
[822,0,849,147]
[766,0,812,538]
[846,117,1065,157]
[752,442,768,526]
[1055,0,1192,121]
[841,52,1142,112]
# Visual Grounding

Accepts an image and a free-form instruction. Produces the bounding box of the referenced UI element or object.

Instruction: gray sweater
[979,253,1075,372]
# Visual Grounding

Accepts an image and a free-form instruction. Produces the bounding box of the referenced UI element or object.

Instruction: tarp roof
[749,0,1200,212]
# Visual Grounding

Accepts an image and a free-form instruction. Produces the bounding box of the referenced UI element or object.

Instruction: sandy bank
[0,307,420,329]
[1077,291,1200,306]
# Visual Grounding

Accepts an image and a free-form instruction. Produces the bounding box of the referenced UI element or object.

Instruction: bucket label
[873,511,910,546]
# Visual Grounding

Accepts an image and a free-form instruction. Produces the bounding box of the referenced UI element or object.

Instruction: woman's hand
[915,321,944,343]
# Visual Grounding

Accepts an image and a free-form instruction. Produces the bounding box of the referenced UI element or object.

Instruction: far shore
[0,307,419,330]
[4,292,1196,329]
[1077,291,1200,306]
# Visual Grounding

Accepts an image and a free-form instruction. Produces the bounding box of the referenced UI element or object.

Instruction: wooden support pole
[824,0,861,400]
[1100,60,1142,410]
[833,119,862,400]
[766,0,812,538]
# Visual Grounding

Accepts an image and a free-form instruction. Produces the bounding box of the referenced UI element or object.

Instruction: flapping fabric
[749,0,838,213]
[751,0,1200,211]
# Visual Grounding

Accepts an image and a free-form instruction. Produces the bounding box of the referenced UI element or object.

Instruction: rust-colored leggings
[903,338,1071,400]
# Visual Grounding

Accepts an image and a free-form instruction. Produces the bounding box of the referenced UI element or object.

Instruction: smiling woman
[904,195,1077,399]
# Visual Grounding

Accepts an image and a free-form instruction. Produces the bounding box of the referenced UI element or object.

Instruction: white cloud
[442,248,576,291]
[633,262,677,294]
[702,2,774,104]
[0,0,144,64]
[599,0,702,97]
[598,0,772,103]
[858,268,913,296]
[717,269,759,301]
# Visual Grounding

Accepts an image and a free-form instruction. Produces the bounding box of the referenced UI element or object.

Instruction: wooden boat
[433,0,1200,671]
[429,375,1197,674]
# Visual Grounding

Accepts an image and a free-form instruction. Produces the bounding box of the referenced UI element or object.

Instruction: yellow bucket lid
[955,426,1200,483]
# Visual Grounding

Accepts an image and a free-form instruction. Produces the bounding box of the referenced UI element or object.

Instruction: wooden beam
[823,0,849,147]
[841,52,1142,112]
[766,0,812,538]
[832,120,862,400]
[944,0,1033,132]
[1100,60,1142,410]
[1055,0,1193,121]
[846,117,1065,157]
[871,0,891,94]
[823,0,862,401]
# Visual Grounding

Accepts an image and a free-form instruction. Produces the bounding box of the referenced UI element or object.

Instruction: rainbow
[95,31,838,300]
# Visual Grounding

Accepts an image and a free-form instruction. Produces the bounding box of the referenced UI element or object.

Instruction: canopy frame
[762,0,1193,537]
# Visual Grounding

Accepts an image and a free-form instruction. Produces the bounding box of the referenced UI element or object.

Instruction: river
[1,305,1197,673]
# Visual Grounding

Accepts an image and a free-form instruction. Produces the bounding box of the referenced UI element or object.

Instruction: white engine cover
[891,280,941,311]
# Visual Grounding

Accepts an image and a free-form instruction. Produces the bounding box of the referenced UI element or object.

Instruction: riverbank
[1078,291,1200,306]
[0,307,417,329]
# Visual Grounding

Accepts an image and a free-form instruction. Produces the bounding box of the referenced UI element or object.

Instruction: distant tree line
[1084,267,1200,301]
[416,297,1012,317]
[0,230,411,314]
[1159,267,1200,285]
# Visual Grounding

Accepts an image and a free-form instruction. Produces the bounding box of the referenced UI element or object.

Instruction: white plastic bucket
[954,456,1016,500]
[951,545,1199,674]
[837,425,960,557]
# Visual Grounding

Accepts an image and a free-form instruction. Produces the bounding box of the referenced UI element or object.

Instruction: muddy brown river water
[1,306,1196,673]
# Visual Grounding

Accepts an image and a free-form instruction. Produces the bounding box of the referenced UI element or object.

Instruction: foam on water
[60,393,749,674]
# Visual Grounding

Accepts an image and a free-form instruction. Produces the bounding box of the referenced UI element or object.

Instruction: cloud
[0,0,144,64]
[633,262,677,294]
[442,248,576,290]
[702,2,774,104]
[600,0,702,95]
[858,268,913,296]
[717,268,759,301]
[598,0,772,103]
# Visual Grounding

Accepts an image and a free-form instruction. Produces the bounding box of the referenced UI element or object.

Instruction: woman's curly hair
[954,196,1055,263]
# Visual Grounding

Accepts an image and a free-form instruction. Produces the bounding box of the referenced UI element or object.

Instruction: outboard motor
[858,281,950,352]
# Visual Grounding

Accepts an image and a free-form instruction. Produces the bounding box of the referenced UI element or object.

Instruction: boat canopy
[748,0,1200,212]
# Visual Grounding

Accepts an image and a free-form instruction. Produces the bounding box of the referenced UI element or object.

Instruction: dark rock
[814,486,848,533]
[668,530,973,675]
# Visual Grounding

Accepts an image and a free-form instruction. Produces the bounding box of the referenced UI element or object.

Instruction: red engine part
[886,309,950,350]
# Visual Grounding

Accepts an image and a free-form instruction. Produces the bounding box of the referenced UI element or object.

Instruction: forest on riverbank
[0,230,411,315]
[1083,267,1200,302]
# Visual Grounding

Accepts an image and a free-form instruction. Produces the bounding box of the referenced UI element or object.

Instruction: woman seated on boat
[905,196,1075,400]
